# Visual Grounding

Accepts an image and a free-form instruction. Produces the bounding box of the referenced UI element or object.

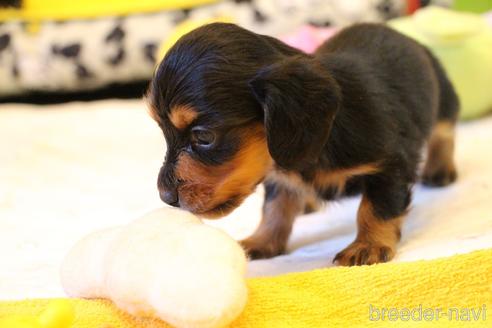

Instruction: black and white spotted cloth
[0,0,406,97]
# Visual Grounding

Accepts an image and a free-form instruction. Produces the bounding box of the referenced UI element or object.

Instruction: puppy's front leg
[334,173,408,266]
[240,182,305,259]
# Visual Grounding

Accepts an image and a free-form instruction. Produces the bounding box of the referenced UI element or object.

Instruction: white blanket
[1,100,491,300]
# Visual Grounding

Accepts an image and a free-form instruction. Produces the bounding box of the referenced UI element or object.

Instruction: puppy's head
[146,23,340,218]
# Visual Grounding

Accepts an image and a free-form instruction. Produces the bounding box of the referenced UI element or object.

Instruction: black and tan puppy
[146,23,459,266]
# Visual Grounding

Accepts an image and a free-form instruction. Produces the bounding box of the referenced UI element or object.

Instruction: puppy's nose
[160,189,180,207]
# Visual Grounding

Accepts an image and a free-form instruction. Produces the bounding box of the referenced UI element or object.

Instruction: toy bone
[61,208,248,328]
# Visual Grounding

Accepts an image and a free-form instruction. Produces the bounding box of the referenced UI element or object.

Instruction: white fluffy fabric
[1,99,492,299]
[60,207,247,328]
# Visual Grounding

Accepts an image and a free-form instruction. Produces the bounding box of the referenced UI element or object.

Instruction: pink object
[280,25,339,53]
[484,11,492,27]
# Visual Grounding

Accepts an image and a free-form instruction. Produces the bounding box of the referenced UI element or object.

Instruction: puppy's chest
[266,164,379,199]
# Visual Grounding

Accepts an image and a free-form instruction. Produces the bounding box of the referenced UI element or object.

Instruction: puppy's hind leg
[422,121,458,187]
[422,50,459,187]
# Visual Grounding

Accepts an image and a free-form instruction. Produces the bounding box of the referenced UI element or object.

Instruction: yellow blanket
[0,0,218,21]
[1,249,491,327]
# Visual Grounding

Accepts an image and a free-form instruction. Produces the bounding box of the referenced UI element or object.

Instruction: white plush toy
[60,208,248,328]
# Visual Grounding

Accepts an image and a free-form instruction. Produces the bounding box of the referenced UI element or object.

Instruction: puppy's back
[316,23,440,136]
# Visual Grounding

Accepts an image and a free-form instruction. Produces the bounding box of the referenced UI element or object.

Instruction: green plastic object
[453,0,492,14]
[389,6,492,120]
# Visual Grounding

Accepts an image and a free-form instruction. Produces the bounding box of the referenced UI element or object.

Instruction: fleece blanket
[1,249,491,327]
[0,99,492,301]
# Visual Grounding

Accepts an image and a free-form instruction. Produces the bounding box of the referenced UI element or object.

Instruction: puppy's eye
[191,127,216,147]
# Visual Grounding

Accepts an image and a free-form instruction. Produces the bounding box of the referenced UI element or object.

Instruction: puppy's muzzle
[159,188,180,207]
[158,165,180,207]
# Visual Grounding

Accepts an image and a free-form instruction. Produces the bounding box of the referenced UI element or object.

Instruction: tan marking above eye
[169,106,198,130]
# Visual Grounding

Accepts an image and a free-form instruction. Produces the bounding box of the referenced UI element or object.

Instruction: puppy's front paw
[239,237,285,260]
[333,241,395,266]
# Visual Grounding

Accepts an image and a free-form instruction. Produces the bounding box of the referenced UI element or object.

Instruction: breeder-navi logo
[369,304,487,322]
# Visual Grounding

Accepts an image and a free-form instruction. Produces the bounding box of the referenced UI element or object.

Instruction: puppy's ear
[249,57,340,170]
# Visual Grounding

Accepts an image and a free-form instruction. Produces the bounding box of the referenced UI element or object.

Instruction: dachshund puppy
[146,23,459,266]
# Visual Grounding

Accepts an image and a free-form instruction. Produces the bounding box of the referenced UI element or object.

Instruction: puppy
[146,23,459,266]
